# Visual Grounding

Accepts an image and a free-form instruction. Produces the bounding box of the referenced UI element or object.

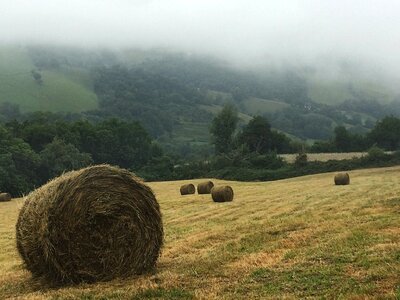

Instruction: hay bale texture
[16,165,163,284]
[197,181,214,194]
[180,184,195,195]
[334,172,350,185]
[211,186,234,202]
[0,193,11,202]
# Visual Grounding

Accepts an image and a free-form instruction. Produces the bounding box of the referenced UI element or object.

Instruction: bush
[248,152,285,170]
[366,146,387,162]
[294,152,308,167]
[138,156,174,181]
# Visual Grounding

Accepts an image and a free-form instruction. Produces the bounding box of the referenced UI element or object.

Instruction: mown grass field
[0,47,98,113]
[280,152,369,163]
[280,152,395,164]
[1,167,399,299]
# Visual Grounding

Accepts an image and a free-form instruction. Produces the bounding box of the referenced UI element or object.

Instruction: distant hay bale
[197,181,214,194]
[0,193,11,202]
[211,186,234,202]
[334,173,350,185]
[16,165,163,285]
[180,184,195,195]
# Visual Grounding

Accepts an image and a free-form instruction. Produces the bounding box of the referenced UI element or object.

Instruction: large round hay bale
[16,165,163,285]
[334,172,350,185]
[180,184,195,195]
[0,193,11,202]
[197,181,214,194]
[211,186,234,202]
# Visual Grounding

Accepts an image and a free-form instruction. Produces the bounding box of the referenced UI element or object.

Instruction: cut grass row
[0,167,399,298]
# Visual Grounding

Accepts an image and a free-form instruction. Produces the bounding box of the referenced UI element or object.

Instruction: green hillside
[171,121,210,145]
[242,97,290,115]
[0,47,98,113]
[1,45,399,144]
[307,76,396,105]
[200,104,253,123]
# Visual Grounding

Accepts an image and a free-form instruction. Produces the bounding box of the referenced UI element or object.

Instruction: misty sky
[1,0,400,70]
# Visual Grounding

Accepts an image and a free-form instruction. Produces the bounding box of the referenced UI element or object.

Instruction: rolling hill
[0,46,98,113]
[307,76,396,106]
[1,166,399,298]
[1,45,399,146]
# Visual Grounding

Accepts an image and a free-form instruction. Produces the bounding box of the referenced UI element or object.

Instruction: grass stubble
[0,167,399,299]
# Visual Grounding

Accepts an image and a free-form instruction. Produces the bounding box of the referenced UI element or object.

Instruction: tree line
[1,105,400,196]
[211,105,400,155]
[0,113,173,195]
[205,104,400,180]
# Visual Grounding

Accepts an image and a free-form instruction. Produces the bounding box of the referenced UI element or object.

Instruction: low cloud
[1,0,400,74]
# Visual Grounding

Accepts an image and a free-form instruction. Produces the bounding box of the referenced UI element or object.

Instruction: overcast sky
[1,0,400,71]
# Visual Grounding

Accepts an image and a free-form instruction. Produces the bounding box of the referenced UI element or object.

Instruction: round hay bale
[0,193,11,202]
[180,184,195,195]
[197,181,214,194]
[16,165,163,285]
[334,172,350,185]
[211,186,234,202]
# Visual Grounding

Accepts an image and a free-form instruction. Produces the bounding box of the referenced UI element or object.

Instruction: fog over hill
[1,0,400,146]
[1,0,400,82]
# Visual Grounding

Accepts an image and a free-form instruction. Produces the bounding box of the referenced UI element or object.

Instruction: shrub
[294,152,308,167]
[366,145,387,162]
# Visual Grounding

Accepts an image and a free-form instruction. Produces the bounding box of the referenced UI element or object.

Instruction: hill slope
[1,46,400,144]
[307,74,397,105]
[0,47,98,113]
[1,167,399,299]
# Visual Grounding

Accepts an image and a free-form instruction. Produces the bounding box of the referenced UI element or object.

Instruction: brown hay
[197,181,214,194]
[211,186,234,202]
[180,184,195,195]
[0,193,11,202]
[334,172,350,185]
[15,164,163,285]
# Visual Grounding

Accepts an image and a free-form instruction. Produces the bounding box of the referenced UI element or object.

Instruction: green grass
[171,121,210,144]
[206,90,233,104]
[199,104,252,123]
[57,288,193,300]
[0,46,98,113]
[248,264,370,298]
[307,76,395,105]
[242,97,289,115]
[132,288,194,300]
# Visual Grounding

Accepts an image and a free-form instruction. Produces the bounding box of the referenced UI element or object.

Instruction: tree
[18,112,64,151]
[91,119,153,169]
[39,137,93,182]
[239,116,272,153]
[210,104,238,154]
[294,151,308,167]
[0,102,21,121]
[369,116,400,150]
[310,140,335,153]
[334,126,352,152]
[270,130,293,153]
[31,69,43,85]
[0,125,40,195]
